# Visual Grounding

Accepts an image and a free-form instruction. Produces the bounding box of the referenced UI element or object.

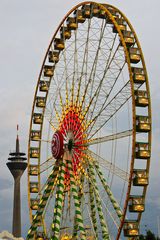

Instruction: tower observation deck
[6,126,27,238]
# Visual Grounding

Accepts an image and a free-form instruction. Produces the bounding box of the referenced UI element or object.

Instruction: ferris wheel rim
[27,2,151,239]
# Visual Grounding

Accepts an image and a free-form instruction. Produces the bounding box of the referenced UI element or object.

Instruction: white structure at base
[0,231,24,240]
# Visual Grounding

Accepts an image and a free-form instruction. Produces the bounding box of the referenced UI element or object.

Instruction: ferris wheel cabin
[135,90,149,107]
[33,113,43,124]
[54,38,65,50]
[135,142,150,159]
[43,65,54,78]
[30,198,39,211]
[123,220,139,237]
[67,17,78,30]
[136,115,151,132]
[29,165,39,176]
[129,48,141,63]
[113,18,126,32]
[133,169,149,186]
[74,10,86,23]
[132,67,146,84]
[129,195,145,212]
[30,130,41,141]
[60,26,71,40]
[36,97,46,108]
[48,51,59,63]
[30,147,40,158]
[30,182,39,193]
[121,30,135,47]
[39,81,50,92]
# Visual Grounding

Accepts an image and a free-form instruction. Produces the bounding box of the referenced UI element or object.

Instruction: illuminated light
[61,234,72,240]
[51,223,54,228]
[33,215,37,219]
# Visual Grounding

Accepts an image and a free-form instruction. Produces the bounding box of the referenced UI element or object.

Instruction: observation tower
[6,126,27,238]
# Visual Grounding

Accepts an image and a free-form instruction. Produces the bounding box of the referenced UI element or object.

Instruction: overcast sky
[0,0,160,237]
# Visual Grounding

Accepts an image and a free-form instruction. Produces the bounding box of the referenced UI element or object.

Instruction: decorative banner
[51,131,64,159]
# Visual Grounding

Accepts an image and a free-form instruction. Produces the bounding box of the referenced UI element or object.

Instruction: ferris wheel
[27,2,151,239]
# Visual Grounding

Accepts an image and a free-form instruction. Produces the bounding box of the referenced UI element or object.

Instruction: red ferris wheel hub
[51,130,64,159]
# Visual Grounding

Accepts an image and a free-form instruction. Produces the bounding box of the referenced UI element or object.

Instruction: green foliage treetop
[139,230,160,240]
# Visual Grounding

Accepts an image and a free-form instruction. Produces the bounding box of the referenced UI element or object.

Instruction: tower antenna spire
[16,124,20,153]
[17,124,19,136]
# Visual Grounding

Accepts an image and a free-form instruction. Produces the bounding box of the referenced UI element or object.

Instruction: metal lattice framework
[27,2,151,240]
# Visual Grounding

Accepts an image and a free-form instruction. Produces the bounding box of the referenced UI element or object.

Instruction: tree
[146,230,157,240]
[139,230,160,240]
[139,234,145,240]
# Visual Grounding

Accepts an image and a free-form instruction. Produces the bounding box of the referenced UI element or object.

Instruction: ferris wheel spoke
[52,104,61,126]
[44,94,67,131]
[42,180,61,229]
[75,19,92,107]
[52,158,66,239]
[88,159,123,225]
[75,20,91,106]
[59,88,65,108]
[50,48,77,109]
[40,156,55,174]
[87,149,129,182]
[101,199,120,230]
[86,59,126,127]
[80,43,119,119]
[38,139,51,144]
[92,160,123,220]
[78,20,107,110]
[42,110,57,131]
[73,151,89,181]
[79,181,98,239]
[96,187,120,230]
[85,42,124,119]
[87,163,110,239]
[73,184,90,238]
[72,195,81,238]
[86,129,132,146]
[65,66,69,108]
[87,80,131,138]
[70,29,78,105]
[57,91,69,136]
[86,33,117,122]
[87,162,120,231]
[65,152,87,240]
[74,47,126,140]
[45,91,64,125]
[61,44,69,108]
[46,82,61,109]
[47,103,60,124]
[85,207,98,240]
[88,179,99,238]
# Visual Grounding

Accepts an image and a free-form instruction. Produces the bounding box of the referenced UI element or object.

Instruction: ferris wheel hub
[68,139,74,151]
[51,130,64,159]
